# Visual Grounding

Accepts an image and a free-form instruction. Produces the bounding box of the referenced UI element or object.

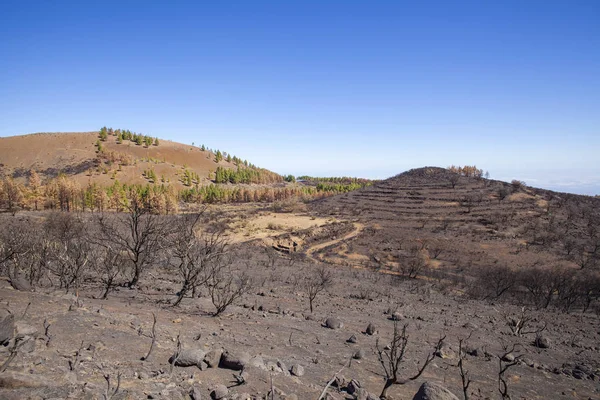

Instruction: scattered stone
[9,274,32,292]
[464,345,481,357]
[332,375,347,388]
[347,334,358,344]
[365,323,376,335]
[168,348,205,368]
[462,322,478,330]
[266,361,283,373]
[412,381,459,400]
[211,384,228,400]
[137,371,149,380]
[0,314,15,345]
[389,312,403,321]
[324,317,343,329]
[502,353,515,362]
[534,335,551,349]
[346,379,361,395]
[277,360,290,376]
[204,349,223,368]
[354,388,379,400]
[249,355,266,369]
[435,342,453,359]
[220,350,250,371]
[290,364,304,377]
[14,320,38,338]
[20,337,36,353]
[189,384,202,400]
[353,349,366,360]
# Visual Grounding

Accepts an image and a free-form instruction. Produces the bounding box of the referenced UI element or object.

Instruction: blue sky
[1,1,599,194]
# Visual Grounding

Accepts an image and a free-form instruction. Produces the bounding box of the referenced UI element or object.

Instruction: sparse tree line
[179,184,334,204]
[507,191,600,271]
[213,165,283,185]
[447,165,487,179]
[468,263,600,313]
[99,126,159,147]
[0,172,362,214]
[0,205,250,316]
[0,174,179,215]
[297,176,375,185]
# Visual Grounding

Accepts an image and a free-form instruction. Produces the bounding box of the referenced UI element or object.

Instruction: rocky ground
[1,248,599,400]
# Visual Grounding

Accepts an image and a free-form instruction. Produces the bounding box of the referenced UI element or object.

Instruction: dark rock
[464,346,481,357]
[0,314,15,345]
[324,317,343,329]
[346,379,361,395]
[219,350,250,371]
[534,335,551,349]
[353,348,366,360]
[389,312,403,321]
[347,334,358,344]
[365,323,376,335]
[332,375,347,388]
[168,348,205,368]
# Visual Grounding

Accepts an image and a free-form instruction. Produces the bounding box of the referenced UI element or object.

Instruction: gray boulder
[534,335,551,349]
[324,317,343,329]
[365,323,377,335]
[219,349,250,370]
[189,384,202,400]
[353,348,366,360]
[203,349,223,368]
[389,312,403,321]
[412,382,459,400]
[210,384,228,400]
[9,274,32,292]
[290,364,304,377]
[168,348,206,367]
[15,320,38,339]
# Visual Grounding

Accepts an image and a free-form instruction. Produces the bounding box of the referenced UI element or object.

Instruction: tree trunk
[173,284,188,307]
[379,378,394,399]
[101,277,113,299]
[129,266,140,287]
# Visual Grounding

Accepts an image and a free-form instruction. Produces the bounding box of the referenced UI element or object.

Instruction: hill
[309,166,600,290]
[0,131,279,189]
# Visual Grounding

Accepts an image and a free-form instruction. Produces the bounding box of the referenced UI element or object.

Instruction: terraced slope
[309,167,599,277]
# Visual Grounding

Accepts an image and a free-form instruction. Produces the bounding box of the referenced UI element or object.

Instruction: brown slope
[0,131,260,189]
[309,166,599,276]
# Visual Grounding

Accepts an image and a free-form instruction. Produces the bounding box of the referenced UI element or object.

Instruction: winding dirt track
[304,222,364,263]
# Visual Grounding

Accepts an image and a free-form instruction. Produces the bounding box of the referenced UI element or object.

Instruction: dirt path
[305,222,364,263]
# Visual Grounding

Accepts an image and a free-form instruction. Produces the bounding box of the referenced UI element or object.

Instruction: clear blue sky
[1,1,599,194]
